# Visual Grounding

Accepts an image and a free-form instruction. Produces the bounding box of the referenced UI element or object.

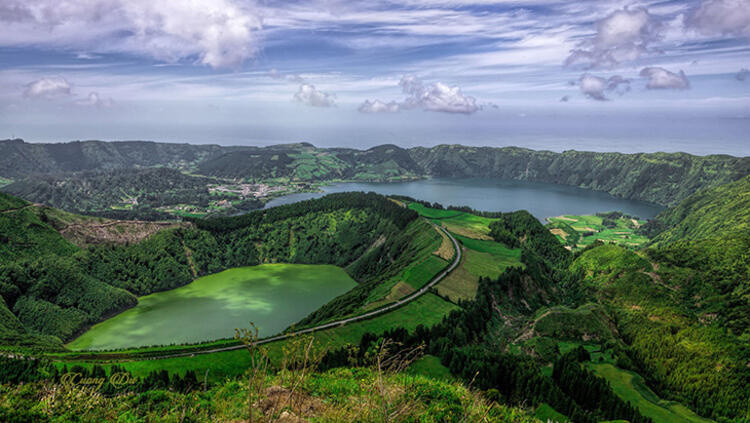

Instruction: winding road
[126,222,462,361]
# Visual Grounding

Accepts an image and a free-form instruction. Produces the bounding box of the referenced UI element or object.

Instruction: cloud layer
[0,0,262,69]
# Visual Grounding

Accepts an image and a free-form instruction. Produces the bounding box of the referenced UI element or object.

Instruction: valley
[0,143,748,423]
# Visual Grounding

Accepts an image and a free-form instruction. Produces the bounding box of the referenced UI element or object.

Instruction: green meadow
[67,264,357,351]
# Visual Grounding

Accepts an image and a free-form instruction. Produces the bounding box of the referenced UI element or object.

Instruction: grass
[437,234,522,302]
[547,213,648,251]
[535,403,570,423]
[531,303,615,342]
[67,264,357,351]
[364,219,445,305]
[407,354,452,380]
[587,363,715,423]
[59,293,458,381]
[407,202,463,219]
[433,225,454,260]
[402,255,450,289]
[4,365,538,422]
[0,177,12,187]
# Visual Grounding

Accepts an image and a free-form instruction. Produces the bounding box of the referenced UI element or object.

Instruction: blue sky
[0,0,749,154]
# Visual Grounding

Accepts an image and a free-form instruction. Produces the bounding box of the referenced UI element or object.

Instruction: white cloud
[578,73,630,101]
[639,67,690,89]
[566,7,661,67]
[690,0,750,38]
[418,82,479,114]
[23,77,72,99]
[294,84,335,107]
[358,99,400,113]
[75,91,114,108]
[0,0,262,69]
[360,75,478,114]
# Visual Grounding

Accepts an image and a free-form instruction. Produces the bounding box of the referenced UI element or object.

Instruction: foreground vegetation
[0,350,539,423]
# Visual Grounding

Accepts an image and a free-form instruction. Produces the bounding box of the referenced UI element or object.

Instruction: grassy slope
[535,403,570,423]
[587,363,714,423]
[437,235,523,302]
[408,354,453,380]
[406,202,523,302]
[0,193,79,265]
[407,202,496,239]
[1,366,537,423]
[364,218,445,306]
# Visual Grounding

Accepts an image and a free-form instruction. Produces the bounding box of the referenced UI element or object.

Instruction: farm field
[436,235,522,302]
[67,264,357,351]
[406,201,522,302]
[546,213,649,250]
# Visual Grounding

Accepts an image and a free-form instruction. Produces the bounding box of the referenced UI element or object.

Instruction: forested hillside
[410,145,750,206]
[0,192,436,346]
[2,167,263,220]
[639,174,750,244]
[3,139,749,208]
[0,139,223,178]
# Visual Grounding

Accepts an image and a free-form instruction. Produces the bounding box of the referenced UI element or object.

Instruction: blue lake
[264,178,664,220]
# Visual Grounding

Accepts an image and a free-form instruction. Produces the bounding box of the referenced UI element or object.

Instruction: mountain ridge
[3,139,749,208]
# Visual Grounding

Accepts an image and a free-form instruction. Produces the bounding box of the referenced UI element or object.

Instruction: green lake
[67,264,357,351]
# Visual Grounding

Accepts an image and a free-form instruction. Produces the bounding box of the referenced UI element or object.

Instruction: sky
[0,0,749,155]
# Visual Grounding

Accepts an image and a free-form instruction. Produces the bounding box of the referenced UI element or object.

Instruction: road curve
[131,222,462,361]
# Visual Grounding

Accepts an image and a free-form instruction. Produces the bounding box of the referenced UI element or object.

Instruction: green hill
[572,243,749,422]
[3,139,749,207]
[642,175,750,244]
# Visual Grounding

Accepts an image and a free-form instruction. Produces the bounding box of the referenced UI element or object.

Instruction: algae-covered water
[68,264,357,350]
